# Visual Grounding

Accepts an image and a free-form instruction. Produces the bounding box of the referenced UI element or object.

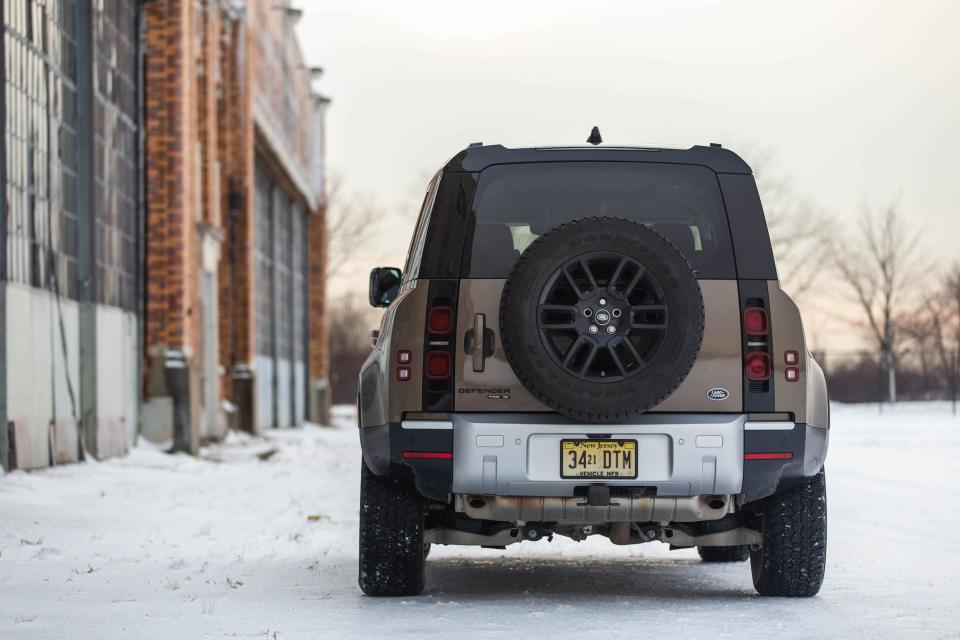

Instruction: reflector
[745,452,793,460]
[403,451,453,459]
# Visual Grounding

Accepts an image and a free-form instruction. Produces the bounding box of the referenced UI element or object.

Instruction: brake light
[397,350,412,364]
[784,350,798,365]
[745,352,771,381]
[743,308,769,336]
[427,306,454,335]
[396,366,411,381]
[403,451,453,460]
[425,351,451,380]
[785,367,800,382]
[745,452,793,460]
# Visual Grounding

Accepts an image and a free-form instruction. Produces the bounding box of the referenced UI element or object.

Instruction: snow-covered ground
[1,403,958,639]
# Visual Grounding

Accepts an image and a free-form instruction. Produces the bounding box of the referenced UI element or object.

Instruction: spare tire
[499,217,704,422]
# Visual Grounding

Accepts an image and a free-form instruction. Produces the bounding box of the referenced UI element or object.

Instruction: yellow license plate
[561,439,638,479]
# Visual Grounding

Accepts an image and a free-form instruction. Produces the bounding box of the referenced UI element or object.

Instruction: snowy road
[1,403,958,639]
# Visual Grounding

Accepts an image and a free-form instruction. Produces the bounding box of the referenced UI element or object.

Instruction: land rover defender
[358,140,829,598]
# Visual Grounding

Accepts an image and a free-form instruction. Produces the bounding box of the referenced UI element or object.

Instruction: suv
[358,141,829,598]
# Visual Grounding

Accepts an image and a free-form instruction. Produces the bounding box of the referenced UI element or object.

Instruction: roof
[442,143,753,175]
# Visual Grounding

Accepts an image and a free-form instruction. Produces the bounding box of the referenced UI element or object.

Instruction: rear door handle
[472,313,486,372]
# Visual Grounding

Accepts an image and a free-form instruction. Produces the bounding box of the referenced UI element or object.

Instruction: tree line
[755,149,958,411]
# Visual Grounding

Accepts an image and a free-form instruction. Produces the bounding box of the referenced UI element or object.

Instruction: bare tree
[328,292,381,405]
[324,173,382,278]
[752,152,836,298]
[900,310,937,398]
[927,265,960,414]
[835,206,923,403]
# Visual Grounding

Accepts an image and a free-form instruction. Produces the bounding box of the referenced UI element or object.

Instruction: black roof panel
[443,144,752,175]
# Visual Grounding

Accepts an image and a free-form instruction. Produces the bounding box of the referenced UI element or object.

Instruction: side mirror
[369,267,402,307]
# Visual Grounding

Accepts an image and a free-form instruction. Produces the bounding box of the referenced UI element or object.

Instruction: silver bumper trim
[450,413,746,497]
[400,420,453,430]
[744,421,796,431]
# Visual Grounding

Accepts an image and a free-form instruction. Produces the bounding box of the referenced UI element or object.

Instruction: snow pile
[0,403,958,639]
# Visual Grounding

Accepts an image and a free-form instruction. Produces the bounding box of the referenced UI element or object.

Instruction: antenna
[586,126,602,145]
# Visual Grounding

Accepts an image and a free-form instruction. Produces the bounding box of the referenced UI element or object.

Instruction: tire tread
[751,469,827,597]
[358,462,426,596]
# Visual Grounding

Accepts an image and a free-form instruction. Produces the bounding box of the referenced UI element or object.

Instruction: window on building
[3,0,81,298]
[93,0,140,311]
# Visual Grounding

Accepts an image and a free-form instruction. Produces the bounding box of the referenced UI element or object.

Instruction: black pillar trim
[0,0,9,470]
[76,1,97,458]
[135,1,146,442]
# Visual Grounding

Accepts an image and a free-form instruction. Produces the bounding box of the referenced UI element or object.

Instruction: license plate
[561,439,638,479]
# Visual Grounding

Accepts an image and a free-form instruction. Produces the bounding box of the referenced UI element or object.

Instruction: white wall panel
[5,284,81,468]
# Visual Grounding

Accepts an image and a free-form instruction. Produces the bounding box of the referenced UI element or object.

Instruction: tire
[698,545,750,563]
[500,217,704,422]
[750,469,827,597]
[358,461,426,596]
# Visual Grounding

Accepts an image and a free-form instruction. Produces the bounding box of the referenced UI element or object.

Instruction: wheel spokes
[577,342,599,376]
[579,259,599,292]
[631,304,667,329]
[539,304,578,329]
[538,251,668,383]
[622,265,647,297]
[562,336,587,369]
[613,337,646,370]
[608,344,629,376]
[609,258,628,292]
[561,267,589,299]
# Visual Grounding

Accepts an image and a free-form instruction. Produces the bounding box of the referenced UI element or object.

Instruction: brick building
[1,0,329,471]
[141,0,330,451]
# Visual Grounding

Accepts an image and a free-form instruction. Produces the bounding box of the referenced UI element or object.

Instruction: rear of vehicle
[358,144,829,598]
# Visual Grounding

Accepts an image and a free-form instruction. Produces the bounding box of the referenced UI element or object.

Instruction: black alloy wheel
[537,251,668,382]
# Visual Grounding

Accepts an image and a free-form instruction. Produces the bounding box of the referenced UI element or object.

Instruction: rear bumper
[451,413,744,497]
[359,413,827,504]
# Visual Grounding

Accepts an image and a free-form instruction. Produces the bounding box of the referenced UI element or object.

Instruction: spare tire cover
[499,217,704,422]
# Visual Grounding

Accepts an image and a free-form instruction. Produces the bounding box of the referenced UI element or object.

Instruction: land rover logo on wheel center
[594,310,611,325]
[706,387,729,401]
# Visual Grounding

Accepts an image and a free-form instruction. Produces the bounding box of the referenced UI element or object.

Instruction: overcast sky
[297,0,960,350]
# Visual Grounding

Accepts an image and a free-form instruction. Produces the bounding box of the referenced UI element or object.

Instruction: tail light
[422,283,458,411]
[741,292,773,405]
[425,351,451,380]
[743,308,768,335]
[428,306,454,335]
[745,352,771,381]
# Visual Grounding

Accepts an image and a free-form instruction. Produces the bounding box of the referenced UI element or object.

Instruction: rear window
[461,162,736,279]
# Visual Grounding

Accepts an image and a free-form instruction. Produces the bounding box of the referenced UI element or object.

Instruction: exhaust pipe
[460,494,732,524]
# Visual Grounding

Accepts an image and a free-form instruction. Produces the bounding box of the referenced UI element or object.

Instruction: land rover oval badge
[707,387,729,401]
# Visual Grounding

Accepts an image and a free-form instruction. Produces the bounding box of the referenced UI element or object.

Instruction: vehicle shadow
[423,555,757,600]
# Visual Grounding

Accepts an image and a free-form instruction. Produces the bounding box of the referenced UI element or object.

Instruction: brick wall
[144,0,200,358]
[143,0,329,442]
